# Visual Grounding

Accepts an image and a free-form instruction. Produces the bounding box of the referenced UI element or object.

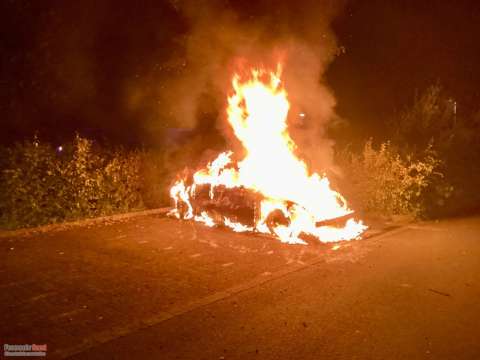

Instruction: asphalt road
[1,214,479,359]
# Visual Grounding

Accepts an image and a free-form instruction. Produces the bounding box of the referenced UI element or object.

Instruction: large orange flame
[169,66,367,244]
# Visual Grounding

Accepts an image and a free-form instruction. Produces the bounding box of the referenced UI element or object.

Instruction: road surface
[1,214,479,359]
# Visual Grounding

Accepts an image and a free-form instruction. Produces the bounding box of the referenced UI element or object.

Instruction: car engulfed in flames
[169,66,367,244]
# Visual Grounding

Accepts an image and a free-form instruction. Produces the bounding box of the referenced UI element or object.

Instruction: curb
[0,207,171,239]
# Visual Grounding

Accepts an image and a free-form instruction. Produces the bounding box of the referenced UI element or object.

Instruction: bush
[138,150,172,208]
[388,84,480,217]
[0,135,155,229]
[337,139,448,218]
[390,84,456,152]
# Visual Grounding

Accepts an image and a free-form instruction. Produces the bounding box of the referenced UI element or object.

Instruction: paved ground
[1,214,479,359]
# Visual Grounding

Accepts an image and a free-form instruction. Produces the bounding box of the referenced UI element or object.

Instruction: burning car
[169,66,367,244]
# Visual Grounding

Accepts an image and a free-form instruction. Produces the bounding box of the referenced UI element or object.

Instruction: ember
[169,66,367,244]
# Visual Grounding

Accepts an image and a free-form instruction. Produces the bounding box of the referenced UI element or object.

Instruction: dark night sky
[329,0,480,138]
[1,0,479,146]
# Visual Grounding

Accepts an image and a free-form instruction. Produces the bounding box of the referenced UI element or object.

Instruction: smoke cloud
[157,0,345,173]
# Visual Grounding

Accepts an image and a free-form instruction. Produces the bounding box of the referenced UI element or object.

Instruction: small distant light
[299,113,305,118]
[57,146,63,152]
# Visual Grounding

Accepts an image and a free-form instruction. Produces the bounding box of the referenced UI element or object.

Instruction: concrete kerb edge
[0,207,172,239]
